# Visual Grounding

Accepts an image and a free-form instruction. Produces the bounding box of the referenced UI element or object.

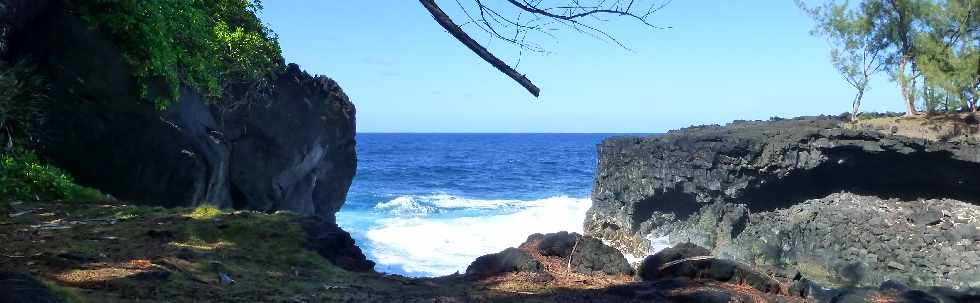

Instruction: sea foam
[363,195,591,276]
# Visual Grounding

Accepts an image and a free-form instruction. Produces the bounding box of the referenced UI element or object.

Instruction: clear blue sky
[260,1,905,133]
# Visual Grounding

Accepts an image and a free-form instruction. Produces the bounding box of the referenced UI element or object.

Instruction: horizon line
[357,131,663,134]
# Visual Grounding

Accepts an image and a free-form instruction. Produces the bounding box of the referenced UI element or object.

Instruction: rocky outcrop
[220,64,356,221]
[300,217,375,272]
[2,1,367,271]
[2,1,356,221]
[586,117,980,289]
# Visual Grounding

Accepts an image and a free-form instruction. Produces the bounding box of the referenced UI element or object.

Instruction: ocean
[335,133,623,277]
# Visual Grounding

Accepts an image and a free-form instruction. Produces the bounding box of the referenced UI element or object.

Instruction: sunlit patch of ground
[848,113,980,141]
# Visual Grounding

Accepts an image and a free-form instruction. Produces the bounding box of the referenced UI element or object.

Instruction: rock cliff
[586,117,980,289]
[2,0,367,270]
[3,0,355,222]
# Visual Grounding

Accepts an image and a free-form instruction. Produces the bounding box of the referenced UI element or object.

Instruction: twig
[566,238,580,271]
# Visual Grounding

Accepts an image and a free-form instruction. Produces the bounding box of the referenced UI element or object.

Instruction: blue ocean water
[335,133,620,277]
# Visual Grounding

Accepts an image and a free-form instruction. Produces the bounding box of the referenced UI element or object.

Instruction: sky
[260,1,906,133]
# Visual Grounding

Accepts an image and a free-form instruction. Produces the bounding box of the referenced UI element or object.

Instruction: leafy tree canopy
[72,0,284,108]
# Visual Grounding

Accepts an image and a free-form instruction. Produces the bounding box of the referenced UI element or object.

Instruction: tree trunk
[898,58,917,116]
[418,0,541,97]
[851,89,865,122]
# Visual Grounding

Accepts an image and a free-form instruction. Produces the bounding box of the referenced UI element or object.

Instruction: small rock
[218,272,235,285]
[886,261,906,271]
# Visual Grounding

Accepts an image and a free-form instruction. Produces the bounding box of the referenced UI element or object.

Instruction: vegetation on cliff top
[800,0,979,116]
[71,0,283,107]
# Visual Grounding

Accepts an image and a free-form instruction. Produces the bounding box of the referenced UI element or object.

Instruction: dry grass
[847,113,980,141]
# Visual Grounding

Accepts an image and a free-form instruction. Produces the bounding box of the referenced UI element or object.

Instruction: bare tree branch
[423,0,668,97]
[421,0,541,96]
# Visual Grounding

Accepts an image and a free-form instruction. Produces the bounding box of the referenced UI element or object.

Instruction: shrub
[71,0,284,108]
[0,148,103,203]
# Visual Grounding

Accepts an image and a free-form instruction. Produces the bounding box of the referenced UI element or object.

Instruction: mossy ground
[1,199,818,302]
[0,200,631,302]
[1,199,478,302]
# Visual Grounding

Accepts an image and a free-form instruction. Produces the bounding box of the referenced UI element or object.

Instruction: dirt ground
[1,200,815,302]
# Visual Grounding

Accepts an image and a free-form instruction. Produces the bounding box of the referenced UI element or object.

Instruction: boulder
[300,217,374,272]
[525,231,633,276]
[637,243,782,294]
[534,231,579,257]
[568,237,634,276]
[465,248,542,279]
[637,243,710,281]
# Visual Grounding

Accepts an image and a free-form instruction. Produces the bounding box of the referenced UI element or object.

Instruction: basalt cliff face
[3,0,369,271]
[3,0,356,222]
[586,117,980,289]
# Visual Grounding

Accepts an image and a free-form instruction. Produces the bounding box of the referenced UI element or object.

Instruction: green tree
[72,0,283,108]
[915,0,979,112]
[799,0,889,120]
[800,0,977,116]
[871,0,932,116]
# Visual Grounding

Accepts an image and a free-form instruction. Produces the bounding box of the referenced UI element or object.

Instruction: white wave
[364,196,591,276]
[373,196,436,215]
[373,194,541,215]
[648,235,672,255]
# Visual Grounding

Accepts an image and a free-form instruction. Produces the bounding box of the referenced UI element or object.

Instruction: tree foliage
[800,0,889,119]
[72,0,284,108]
[801,0,979,115]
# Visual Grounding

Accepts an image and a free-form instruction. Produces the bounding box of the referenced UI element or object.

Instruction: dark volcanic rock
[637,243,710,281]
[221,63,356,220]
[535,231,579,257]
[466,248,543,279]
[585,117,980,289]
[300,217,374,272]
[0,272,65,303]
[3,1,356,221]
[3,1,365,273]
[637,243,781,294]
[526,232,633,276]
[4,2,230,207]
[569,236,634,276]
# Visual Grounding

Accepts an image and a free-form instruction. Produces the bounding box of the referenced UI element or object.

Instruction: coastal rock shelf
[585,117,980,289]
